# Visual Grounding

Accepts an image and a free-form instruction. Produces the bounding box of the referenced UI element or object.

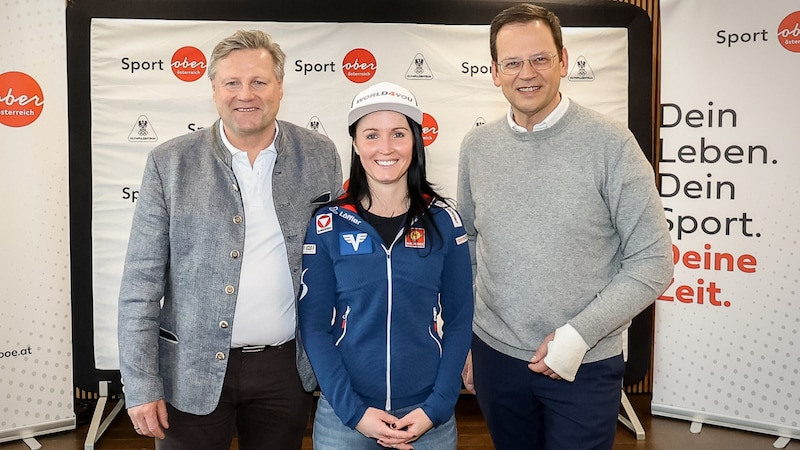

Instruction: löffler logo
[0,71,44,128]
[778,11,800,52]
[342,48,377,83]
[171,46,207,82]
[422,113,439,146]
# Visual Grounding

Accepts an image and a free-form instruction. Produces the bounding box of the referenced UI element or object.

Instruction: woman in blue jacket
[298,81,474,450]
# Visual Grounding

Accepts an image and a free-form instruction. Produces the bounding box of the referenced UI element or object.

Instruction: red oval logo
[171,46,207,82]
[778,11,800,52]
[342,48,377,83]
[0,71,44,128]
[422,113,439,146]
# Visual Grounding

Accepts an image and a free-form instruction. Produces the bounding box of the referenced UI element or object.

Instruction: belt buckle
[241,345,266,353]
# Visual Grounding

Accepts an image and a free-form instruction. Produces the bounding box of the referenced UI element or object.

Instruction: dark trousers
[156,340,312,450]
[471,334,624,450]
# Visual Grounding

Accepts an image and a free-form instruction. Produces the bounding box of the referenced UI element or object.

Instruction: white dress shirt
[506,94,571,133]
[220,122,296,347]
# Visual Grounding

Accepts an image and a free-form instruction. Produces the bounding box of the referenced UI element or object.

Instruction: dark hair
[341,115,444,246]
[489,3,564,62]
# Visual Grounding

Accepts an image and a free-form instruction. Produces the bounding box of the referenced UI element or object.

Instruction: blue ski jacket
[299,199,474,429]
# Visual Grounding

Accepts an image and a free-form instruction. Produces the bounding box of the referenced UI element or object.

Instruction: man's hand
[128,399,169,439]
[461,350,475,394]
[528,332,562,380]
[356,407,417,449]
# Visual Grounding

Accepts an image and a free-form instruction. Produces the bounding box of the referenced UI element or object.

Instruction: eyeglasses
[496,53,558,75]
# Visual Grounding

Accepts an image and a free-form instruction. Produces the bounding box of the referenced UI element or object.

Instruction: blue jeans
[312,395,457,450]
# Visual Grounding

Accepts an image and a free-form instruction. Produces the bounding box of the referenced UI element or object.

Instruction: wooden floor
[1,394,795,449]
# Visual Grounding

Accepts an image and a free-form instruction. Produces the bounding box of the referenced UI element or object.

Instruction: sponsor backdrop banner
[0,0,76,444]
[90,19,629,370]
[654,0,799,442]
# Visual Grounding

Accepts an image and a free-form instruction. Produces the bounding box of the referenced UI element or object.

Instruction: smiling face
[492,20,568,131]
[211,48,283,148]
[353,110,414,190]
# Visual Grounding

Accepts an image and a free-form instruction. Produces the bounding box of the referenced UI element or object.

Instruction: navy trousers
[471,334,624,450]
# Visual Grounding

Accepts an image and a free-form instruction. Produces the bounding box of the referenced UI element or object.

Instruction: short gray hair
[208,30,286,81]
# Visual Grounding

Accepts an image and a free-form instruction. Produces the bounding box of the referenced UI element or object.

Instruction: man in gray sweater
[457,4,673,450]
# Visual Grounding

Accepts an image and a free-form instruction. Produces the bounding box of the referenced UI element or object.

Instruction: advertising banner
[0,2,76,444]
[88,18,631,370]
[654,0,800,443]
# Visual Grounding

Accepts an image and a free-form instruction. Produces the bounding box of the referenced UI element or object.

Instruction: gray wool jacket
[118,119,342,414]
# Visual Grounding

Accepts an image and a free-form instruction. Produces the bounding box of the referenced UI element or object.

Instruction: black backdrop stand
[67,0,654,445]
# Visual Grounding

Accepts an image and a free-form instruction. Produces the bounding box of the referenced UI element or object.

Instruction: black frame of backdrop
[66,0,654,395]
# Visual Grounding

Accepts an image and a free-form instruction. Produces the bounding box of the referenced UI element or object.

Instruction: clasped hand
[356,406,433,449]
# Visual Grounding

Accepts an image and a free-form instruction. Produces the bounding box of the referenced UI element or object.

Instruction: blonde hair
[208,30,286,81]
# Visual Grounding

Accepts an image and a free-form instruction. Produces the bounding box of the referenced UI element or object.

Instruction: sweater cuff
[543,324,590,382]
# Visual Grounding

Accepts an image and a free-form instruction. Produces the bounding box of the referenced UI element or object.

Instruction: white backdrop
[0,0,76,443]
[89,18,631,370]
[654,0,800,442]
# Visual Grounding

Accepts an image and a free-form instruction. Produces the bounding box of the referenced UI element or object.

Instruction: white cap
[347,81,423,126]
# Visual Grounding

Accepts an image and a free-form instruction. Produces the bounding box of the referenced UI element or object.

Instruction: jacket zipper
[335,306,351,347]
[428,306,443,356]
[383,227,406,411]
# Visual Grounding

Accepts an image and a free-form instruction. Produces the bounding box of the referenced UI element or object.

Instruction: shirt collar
[506,94,570,133]
[219,120,279,155]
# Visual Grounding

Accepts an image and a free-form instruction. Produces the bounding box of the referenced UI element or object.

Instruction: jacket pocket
[159,328,179,343]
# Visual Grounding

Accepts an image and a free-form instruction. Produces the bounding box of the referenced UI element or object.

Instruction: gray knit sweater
[457,101,673,365]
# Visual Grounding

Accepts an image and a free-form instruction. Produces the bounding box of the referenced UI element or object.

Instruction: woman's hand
[392,407,433,444]
[356,407,417,449]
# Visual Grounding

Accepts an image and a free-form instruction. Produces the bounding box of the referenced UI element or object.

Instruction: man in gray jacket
[458,4,673,450]
[118,30,342,450]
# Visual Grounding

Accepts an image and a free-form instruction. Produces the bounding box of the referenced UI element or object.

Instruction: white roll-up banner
[88,19,630,370]
[654,0,799,441]
[0,2,76,444]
